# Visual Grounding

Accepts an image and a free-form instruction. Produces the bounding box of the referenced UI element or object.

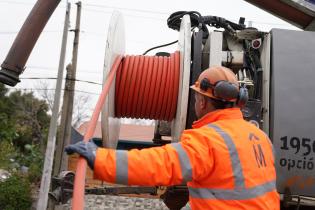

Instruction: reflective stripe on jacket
[94,108,280,210]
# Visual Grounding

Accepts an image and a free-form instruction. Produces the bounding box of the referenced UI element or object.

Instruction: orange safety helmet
[191,66,241,102]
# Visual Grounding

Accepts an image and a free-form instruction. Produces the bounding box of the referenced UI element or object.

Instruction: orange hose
[72,51,180,209]
[115,51,180,121]
[72,56,123,210]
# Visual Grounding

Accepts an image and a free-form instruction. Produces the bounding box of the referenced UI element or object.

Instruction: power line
[222,18,293,27]
[27,65,57,70]
[7,87,100,95]
[20,77,102,85]
[25,65,102,74]
[67,78,101,85]
[82,8,165,22]
[0,0,291,27]
[0,0,34,6]
[0,0,67,9]
[84,3,170,15]
[251,21,292,26]
[83,4,291,27]
[0,1,167,21]
[0,30,62,35]
[0,0,169,16]
[79,30,158,45]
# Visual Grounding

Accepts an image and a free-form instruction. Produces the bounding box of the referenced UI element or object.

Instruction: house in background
[69,122,157,186]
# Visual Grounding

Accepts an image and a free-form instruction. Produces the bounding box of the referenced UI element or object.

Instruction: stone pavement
[61,195,169,210]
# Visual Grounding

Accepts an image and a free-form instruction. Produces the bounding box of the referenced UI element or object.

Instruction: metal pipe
[0,0,61,86]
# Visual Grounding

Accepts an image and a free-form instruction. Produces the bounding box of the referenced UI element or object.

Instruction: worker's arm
[93,129,214,186]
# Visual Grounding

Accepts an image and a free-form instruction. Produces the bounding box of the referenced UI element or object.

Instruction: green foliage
[0,174,32,210]
[0,141,43,183]
[0,141,18,170]
[18,144,43,183]
[0,84,50,150]
[8,90,50,150]
[0,84,16,141]
[0,83,50,188]
[28,161,43,183]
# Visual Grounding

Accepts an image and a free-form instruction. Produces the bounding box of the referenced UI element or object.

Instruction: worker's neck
[197,107,217,120]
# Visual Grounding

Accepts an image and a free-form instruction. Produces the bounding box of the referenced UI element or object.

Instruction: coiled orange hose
[72,51,180,210]
[115,51,180,121]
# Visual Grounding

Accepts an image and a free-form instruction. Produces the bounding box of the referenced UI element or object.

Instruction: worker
[65,66,280,210]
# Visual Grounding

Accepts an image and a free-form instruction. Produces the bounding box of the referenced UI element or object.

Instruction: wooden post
[37,3,71,210]
[53,1,82,177]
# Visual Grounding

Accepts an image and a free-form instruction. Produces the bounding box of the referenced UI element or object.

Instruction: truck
[1,0,315,209]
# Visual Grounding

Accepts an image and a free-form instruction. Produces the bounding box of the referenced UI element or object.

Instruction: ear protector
[199,78,248,107]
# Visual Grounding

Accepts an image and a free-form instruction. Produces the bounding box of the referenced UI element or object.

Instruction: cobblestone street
[62,195,169,210]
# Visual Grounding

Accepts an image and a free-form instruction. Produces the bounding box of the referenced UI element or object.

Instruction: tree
[35,80,91,128]
[35,80,55,111]
[0,84,50,208]
[72,93,91,128]
[0,82,50,158]
[7,90,50,152]
[0,84,16,141]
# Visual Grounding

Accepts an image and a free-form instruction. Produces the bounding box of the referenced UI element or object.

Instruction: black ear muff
[237,87,249,107]
[200,78,213,91]
[213,81,239,101]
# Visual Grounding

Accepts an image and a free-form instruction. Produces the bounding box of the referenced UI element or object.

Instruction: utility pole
[248,20,253,28]
[54,1,82,176]
[37,3,71,210]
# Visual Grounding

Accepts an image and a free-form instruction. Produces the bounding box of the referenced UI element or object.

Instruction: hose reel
[101,11,191,148]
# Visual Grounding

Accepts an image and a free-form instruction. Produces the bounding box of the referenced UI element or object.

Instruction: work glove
[65,140,98,170]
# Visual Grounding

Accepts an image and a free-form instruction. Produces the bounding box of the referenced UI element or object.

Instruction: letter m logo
[253,144,266,168]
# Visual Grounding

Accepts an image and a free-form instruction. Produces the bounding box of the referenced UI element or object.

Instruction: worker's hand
[65,140,98,170]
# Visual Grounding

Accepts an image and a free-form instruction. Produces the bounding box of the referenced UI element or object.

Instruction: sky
[0,0,299,118]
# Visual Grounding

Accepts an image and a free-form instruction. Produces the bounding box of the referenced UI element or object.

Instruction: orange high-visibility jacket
[94,108,280,210]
